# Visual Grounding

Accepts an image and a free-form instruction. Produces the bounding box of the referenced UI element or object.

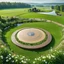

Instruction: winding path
[51,21,64,27]
[50,20,64,49]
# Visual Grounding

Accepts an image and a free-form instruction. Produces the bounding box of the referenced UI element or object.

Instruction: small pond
[38,10,57,16]
[17,23,23,26]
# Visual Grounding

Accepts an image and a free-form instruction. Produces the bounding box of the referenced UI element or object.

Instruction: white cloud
[0,0,64,3]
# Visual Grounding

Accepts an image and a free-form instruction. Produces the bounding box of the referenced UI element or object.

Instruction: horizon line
[0,2,64,3]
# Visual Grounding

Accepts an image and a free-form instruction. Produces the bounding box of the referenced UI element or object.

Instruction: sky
[0,0,64,3]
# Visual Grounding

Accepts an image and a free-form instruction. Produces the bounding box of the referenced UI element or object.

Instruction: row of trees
[0,16,47,33]
[0,2,31,9]
[0,16,19,30]
[51,5,64,12]
[0,16,42,31]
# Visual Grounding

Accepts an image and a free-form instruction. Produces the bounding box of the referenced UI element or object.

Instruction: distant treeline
[51,5,64,12]
[0,2,31,9]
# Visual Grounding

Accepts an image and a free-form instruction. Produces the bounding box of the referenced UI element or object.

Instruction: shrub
[33,50,64,64]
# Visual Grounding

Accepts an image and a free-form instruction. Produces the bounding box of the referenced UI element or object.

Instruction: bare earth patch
[17,28,46,43]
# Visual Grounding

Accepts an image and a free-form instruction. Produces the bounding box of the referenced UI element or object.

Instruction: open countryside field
[0,8,64,24]
[0,8,29,17]
[0,6,64,64]
[4,22,62,60]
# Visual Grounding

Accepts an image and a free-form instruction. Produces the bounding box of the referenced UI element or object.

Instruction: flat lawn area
[21,12,64,24]
[0,8,64,24]
[0,8,29,16]
[4,22,62,60]
[59,11,64,16]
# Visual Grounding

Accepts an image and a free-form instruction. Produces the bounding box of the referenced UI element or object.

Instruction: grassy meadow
[0,8,29,17]
[0,8,64,62]
[0,8,64,24]
[4,22,62,60]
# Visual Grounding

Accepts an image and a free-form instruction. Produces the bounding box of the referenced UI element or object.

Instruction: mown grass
[0,8,29,17]
[0,8,64,25]
[0,8,64,60]
[21,12,64,24]
[4,22,62,60]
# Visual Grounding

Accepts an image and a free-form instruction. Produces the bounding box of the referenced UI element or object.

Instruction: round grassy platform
[4,22,62,60]
[11,28,52,49]
[16,28,46,44]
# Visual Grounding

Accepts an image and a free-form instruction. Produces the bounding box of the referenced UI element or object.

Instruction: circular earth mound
[17,28,46,43]
[11,28,52,49]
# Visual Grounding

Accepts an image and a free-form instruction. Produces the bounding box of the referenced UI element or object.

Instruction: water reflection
[38,10,57,16]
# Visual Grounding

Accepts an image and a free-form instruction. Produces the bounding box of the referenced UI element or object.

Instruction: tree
[29,7,40,12]
[0,2,31,9]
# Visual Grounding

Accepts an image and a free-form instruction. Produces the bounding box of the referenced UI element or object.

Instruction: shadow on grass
[24,36,55,52]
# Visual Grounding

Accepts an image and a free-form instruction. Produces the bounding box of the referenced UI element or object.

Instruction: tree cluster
[29,7,40,12]
[0,2,31,9]
[51,5,64,12]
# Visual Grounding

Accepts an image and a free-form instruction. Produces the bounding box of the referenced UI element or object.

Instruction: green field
[0,8,28,16]
[0,8,64,63]
[4,22,62,60]
[0,8,64,25]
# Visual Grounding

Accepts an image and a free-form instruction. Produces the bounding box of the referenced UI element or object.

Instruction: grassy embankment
[0,8,63,60]
[4,22,62,60]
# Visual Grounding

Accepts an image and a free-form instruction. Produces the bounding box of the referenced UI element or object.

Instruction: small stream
[17,23,23,26]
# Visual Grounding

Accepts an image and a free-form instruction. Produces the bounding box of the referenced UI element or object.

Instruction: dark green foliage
[51,6,54,9]
[0,46,30,64]
[34,50,64,64]
[52,5,64,12]
[0,2,31,9]
[60,5,64,12]
[29,7,40,12]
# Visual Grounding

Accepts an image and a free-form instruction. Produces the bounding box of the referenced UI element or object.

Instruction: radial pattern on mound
[11,28,52,49]
[17,28,46,43]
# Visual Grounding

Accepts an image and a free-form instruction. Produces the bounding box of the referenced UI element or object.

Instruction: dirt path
[35,18,64,49]
[50,20,64,49]
[51,21,64,27]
